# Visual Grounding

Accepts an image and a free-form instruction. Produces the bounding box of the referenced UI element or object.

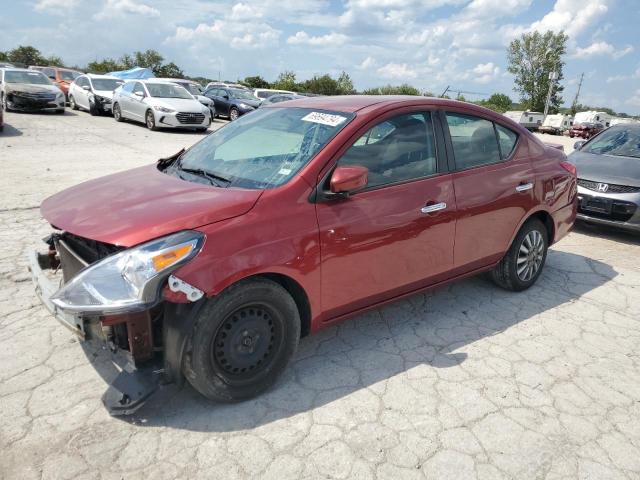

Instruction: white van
[573,111,612,127]
[539,114,573,135]
[503,111,545,130]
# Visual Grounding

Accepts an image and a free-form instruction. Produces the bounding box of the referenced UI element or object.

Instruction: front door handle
[516,182,534,192]
[421,202,447,214]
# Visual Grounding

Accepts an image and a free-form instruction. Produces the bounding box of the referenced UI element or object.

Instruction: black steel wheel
[184,278,300,402]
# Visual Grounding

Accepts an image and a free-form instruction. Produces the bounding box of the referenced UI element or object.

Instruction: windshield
[92,78,124,91]
[60,70,81,81]
[179,82,202,95]
[582,127,640,158]
[229,88,256,100]
[170,108,354,189]
[146,83,192,99]
[5,71,51,85]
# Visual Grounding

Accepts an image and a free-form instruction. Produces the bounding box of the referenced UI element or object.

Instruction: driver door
[129,82,147,121]
[316,110,457,319]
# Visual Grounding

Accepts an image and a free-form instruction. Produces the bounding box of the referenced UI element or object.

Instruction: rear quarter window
[495,124,518,158]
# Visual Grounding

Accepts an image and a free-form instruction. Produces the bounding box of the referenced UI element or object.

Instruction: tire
[1,94,10,112]
[89,102,99,116]
[69,95,78,110]
[113,103,123,122]
[184,278,300,402]
[229,107,239,121]
[55,109,65,114]
[491,218,548,292]
[196,128,207,132]
[145,109,157,130]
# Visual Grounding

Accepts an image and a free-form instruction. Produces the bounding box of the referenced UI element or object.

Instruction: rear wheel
[145,109,157,130]
[184,278,300,402]
[491,219,548,291]
[229,107,239,121]
[113,103,123,122]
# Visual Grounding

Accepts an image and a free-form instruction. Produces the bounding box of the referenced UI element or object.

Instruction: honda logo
[597,183,609,193]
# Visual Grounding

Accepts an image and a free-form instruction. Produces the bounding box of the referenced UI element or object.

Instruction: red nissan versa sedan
[29,96,577,414]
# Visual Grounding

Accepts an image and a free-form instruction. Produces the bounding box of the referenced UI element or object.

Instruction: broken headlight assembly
[51,231,205,314]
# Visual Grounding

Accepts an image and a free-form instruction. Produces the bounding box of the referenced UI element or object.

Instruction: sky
[1,0,639,114]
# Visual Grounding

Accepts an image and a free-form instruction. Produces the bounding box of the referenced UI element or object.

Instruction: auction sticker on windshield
[301,111,347,127]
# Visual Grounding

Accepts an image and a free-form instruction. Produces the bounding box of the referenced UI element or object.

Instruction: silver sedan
[112,80,211,131]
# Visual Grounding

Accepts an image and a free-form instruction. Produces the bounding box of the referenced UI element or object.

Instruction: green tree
[362,84,421,95]
[46,55,64,67]
[87,58,122,73]
[242,75,270,88]
[6,45,48,66]
[507,30,568,112]
[302,74,340,95]
[0,51,8,61]
[156,62,184,78]
[478,93,513,113]
[273,71,297,91]
[336,71,354,94]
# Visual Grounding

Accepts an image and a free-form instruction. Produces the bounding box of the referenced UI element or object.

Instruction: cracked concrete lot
[1,111,639,480]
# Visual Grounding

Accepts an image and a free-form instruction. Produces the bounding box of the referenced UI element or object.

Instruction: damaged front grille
[58,232,123,265]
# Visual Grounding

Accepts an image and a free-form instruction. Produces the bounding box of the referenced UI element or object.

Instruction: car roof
[261,95,491,114]
[85,73,121,80]
[154,78,195,83]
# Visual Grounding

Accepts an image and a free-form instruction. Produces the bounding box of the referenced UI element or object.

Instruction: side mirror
[573,140,586,150]
[133,91,144,98]
[330,165,369,194]
[81,85,90,91]
[223,95,229,99]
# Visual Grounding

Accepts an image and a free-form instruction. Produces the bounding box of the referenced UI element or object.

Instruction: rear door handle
[516,182,534,192]
[421,202,447,214]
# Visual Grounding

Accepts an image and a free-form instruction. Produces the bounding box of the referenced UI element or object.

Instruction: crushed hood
[41,164,263,247]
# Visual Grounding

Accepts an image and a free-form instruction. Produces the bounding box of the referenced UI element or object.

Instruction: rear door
[316,109,457,320]
[442,110,536,272]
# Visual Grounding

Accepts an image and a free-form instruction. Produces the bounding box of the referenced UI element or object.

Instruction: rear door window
[445,113,501,170]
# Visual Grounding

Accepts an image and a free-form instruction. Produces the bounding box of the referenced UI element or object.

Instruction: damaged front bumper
[28,241,205,416]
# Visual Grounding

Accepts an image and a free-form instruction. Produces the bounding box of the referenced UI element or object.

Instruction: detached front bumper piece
[28,249,161,415]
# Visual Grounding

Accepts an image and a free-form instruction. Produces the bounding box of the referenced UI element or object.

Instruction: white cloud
[167,19,281,50]
[529,0,610,38]
[377,62,418,79]
[34,0,79,13]
[358,56,378,69]
[94,0,159,19]
[462,0,532,19]
[574,41,634,59]
[627,89,640,108]
[471,62,500,83]
[607,68,640,83]
[286,31,349,46]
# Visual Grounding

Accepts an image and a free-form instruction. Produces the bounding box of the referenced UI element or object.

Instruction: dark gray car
[569,124,640,232]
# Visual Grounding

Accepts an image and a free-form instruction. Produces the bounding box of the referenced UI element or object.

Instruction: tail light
[560,161,577,177]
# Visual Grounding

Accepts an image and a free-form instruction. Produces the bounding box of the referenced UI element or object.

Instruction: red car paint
[41,96,577,336]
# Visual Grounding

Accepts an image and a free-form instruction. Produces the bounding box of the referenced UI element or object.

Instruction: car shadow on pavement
[0,123,22,137]
[109,250,617,429]
[574,221,640,244]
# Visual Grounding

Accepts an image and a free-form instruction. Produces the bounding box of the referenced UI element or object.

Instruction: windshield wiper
[179,167,232,186]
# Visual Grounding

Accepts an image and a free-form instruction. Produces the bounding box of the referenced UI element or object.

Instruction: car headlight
[153,106,175,113]
[51,231,205,314]
[238,103,253,110]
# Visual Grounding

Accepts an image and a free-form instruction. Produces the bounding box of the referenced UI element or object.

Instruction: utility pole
[543,71,558,117]
[571,73,584,115]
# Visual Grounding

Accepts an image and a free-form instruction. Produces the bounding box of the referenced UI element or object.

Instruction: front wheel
[145,109,157,130]
[1,94,10,112]
[184,278,300,402]
[491,219,548,291]
[113,103,123,122]
[69,95,78,110]
[229,107,239,121]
